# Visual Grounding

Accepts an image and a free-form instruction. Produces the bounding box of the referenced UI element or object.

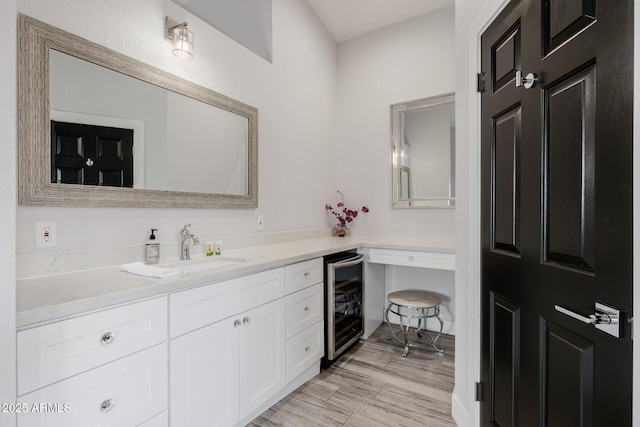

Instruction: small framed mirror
[391,93,455,208]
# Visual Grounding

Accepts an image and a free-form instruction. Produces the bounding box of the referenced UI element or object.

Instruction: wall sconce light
[165,17,194,59]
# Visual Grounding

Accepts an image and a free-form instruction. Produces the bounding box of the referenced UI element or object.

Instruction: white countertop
[17,236,455,328]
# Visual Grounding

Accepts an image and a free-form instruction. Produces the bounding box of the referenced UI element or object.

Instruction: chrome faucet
[180,224,200,260]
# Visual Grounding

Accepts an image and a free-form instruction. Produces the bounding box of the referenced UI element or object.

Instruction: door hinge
[132,145,135,157]
[630,317,634,340]
[474,381,483,402]
[476,73,485,93]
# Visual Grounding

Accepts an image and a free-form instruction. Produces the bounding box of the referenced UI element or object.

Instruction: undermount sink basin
[169,257,249,273]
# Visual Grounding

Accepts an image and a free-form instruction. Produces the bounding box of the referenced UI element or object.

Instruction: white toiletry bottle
[145,229,160,264]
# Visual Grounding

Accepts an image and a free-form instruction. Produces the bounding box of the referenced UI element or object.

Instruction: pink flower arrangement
[325,191,369,236]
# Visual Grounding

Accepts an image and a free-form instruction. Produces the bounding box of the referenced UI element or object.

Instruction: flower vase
[335,224,348,237]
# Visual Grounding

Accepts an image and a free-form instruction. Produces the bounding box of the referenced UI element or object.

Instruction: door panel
[481,0,633,425]
[97,134,130,187]
[543,0,597,55]
[490,292,520,427]
[492,106,521,255]
[492,24,521,92]
[543,65,596,271]
[540,319,594,427]
[51,127,86,184]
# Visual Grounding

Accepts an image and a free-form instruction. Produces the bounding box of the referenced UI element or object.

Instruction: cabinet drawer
[286,321,323,384]
[285,283,323,339]
[17,297,167,395]
[368,248,455,271]
[285,258,323,294]
[18,343,167,427]
[170,268,285,337]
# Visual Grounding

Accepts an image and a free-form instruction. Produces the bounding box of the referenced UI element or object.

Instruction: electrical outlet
[256,216,264,231]
[36,221,56,248]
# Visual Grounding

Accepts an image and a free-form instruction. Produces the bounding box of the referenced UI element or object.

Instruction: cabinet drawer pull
[304,272,310,279]
[243,317,250,325]
[100,398,114,413]
[100,332,115,345]
[408,256,415,262]
[234,319,241,328]
[304,306,310,312]
[305,346,311,352]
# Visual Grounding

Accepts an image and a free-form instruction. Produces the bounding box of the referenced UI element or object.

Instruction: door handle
[555,302,622,338]
[515,70,538,89]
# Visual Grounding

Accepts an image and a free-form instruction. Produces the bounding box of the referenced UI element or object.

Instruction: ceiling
[306,0,454,43]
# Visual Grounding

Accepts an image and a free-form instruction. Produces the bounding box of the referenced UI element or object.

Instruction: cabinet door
[170,319,239,427]
[239,299,286,418]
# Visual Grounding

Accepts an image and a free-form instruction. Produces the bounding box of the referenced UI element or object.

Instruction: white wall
[16,0,338,253]
[0,0,17,424]
[173,0,273,62]
[336,6,455,236]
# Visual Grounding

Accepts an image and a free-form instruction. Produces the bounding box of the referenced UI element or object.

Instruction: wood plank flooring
[249,324,457,426]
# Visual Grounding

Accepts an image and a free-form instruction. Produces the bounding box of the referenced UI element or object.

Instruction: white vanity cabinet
[284,258,324,384]
[169,268,286,427]
[15,256,329,427]
[16,297,168,427]
[169,260,325,427]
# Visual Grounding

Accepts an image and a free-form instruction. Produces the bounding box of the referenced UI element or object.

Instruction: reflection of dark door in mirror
[51,121,133,187]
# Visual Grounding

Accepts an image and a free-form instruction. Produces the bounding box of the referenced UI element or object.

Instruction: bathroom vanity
[15,237,454,426]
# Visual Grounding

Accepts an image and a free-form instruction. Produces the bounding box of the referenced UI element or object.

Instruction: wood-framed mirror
[18,14,258,209]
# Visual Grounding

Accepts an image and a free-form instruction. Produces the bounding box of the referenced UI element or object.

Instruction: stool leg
[401,315,410,357]
[385,303,402,344]
[432,307,444,354]
[384,303,395,339]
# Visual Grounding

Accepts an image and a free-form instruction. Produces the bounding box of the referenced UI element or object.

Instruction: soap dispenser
[145,229,160,264]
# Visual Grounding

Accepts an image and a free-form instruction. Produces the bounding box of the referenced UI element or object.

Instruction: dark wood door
[51,121,134,187]
[480,0,633,426]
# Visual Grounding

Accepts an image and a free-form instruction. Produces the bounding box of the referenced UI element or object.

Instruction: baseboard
[451,390,470,427]
[363,319,382,339]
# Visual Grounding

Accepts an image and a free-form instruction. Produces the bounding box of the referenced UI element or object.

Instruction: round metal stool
[384,290,444,357]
